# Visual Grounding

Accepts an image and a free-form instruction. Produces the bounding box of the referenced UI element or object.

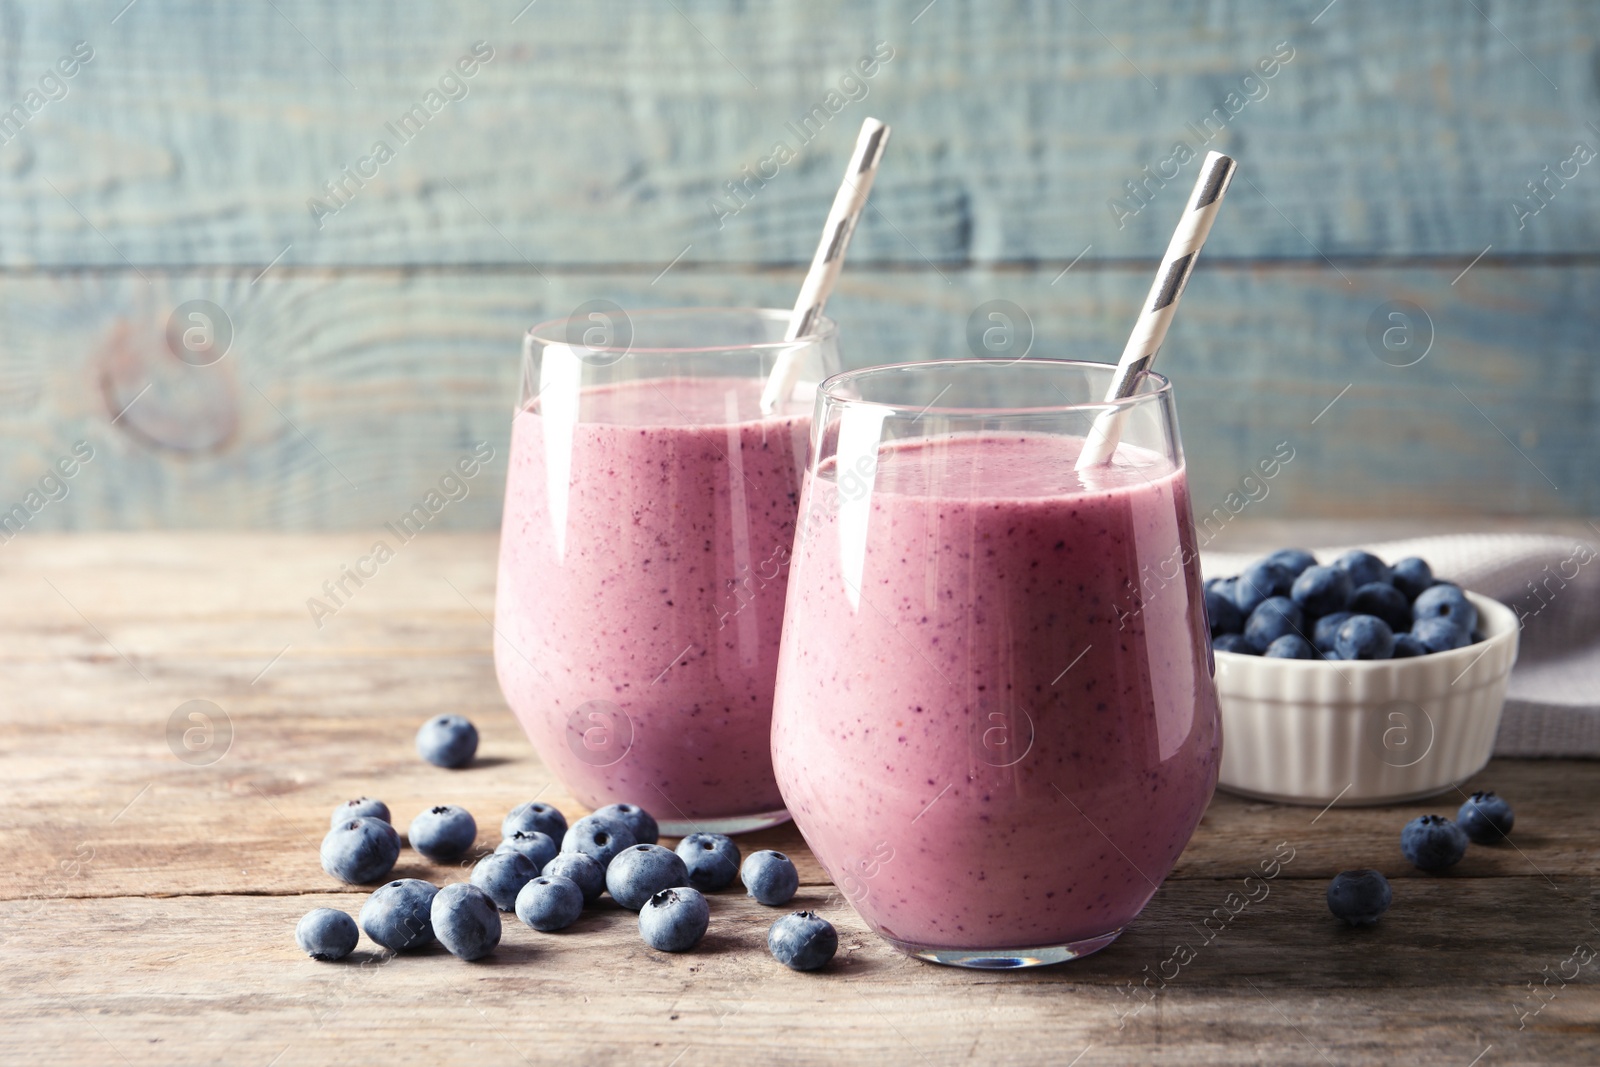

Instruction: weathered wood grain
[3,882,1594,1066]
[0,263,1593,531]
[3,531,1596,1065]
[0,1,1596,267]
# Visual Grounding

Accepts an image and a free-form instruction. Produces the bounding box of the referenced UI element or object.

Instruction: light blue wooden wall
[0,0,1594,531]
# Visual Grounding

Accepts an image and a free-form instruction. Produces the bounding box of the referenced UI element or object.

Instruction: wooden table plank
[4,531,1597,1065]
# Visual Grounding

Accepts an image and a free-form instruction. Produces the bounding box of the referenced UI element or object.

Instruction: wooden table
[4,532,1596,1066]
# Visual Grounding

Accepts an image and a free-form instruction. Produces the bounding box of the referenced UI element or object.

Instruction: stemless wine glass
[771,358,1220,967]
[495,307,839,835]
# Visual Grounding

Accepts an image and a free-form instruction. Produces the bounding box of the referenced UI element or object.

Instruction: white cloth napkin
[1200,534,1600,758]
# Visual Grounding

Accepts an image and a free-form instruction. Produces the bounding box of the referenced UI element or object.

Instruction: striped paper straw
[759,117,891,415]
[1075,151,1237,469]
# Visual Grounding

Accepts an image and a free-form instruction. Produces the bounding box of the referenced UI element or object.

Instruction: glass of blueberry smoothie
[495,307,839,834]
[771,358,1220,967]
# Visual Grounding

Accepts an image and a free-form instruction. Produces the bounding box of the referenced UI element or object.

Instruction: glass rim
[818,358,1173,418]
[525,306,839,355]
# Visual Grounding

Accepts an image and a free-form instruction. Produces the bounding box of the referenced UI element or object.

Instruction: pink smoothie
[771,431,1220,951]
[495,376,808,823]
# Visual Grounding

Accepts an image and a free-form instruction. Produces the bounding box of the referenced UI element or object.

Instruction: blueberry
[1457,791,1514,844]
[638,887,710,952]
[359,878,439,951]
[296,907,359,961]
[542,852,606,904]
[676,833,742,892]
[1412,616,1470,653]
[1244,596,1304,653]
[495,830,558,872]
[1264,548,1319,578]
[515,875,585,932]
[1333,550,1392,588]
[1391,633,1428,658]
[606,843,690,910]
[408,805,478,863]
[1203,576,1232,597]
[590,802,659,845]
[1325,870,1392,926]
[1290,564,1352,618]
[330,797,390,829]
[1334,615,1395,660]
[471,850,538,911]
[1203,588,1243,636]
[741,850,799,906]
[1212,633,1255,654]
[1390,556,1434,600]
[321,817,401,885]
[1233,560,1294,615]
[1413,584,1477,633]
[561,814,636,867]
[501,801,567,841]
[768,910,838,971]
[1264,635,1316,659]
[416,714,479,769]
[1400,814,1468,872]
[1349,582,1413,633]
[1312,611,1353,654]
[430,883,501,960]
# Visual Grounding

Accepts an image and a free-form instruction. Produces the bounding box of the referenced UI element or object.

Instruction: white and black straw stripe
[1077,151,1237,468]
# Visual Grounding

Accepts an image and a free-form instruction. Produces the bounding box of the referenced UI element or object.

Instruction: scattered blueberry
[606,843,690,910]
[1325,870,1392,926]
[1391,633,1428,658]
[296,907,360,961]
[359,878,439,951]
[471,850,538,911]
[515,875,585,932]
[1349,582,1413,633]
[741,850,799,906]
[1333,550,1392,589]
[1244,596,1304,653]
[1264,634,1317,659]
[1233,560,1294,615]
[501,801,567,841]
[542,852,607,904]
[591,803,659,845]
[561,814,637,867]
[496,830,558,872]
[416,714,479,769]
[408,805,478,863]
[1312,611,1353,654]
[1212,633,1255,654]
[1391,556,1435,600]
[431,883,501,960]
[1264,548,1319,578]
[1400,815,1468,872]
[1290,564,1352,618]
[1412,583,1478,634]
[1457,791,1515,844]
[767,911,838,970]
[638,887,710,952]
[1412,616,1471,653]
[330,797,390,829]
[1335,615,1396,661]
[1204,587,1244,636]
[321,816,402,885]
[676,833,742,892]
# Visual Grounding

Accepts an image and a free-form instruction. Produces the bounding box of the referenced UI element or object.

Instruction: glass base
[884,926,1124,969]
[658,806,791,837]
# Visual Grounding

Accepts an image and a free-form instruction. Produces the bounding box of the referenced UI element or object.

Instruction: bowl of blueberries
[1206,548,1519,806]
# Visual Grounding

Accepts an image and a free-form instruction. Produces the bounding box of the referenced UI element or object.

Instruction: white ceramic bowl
[1215,590,1519,806]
